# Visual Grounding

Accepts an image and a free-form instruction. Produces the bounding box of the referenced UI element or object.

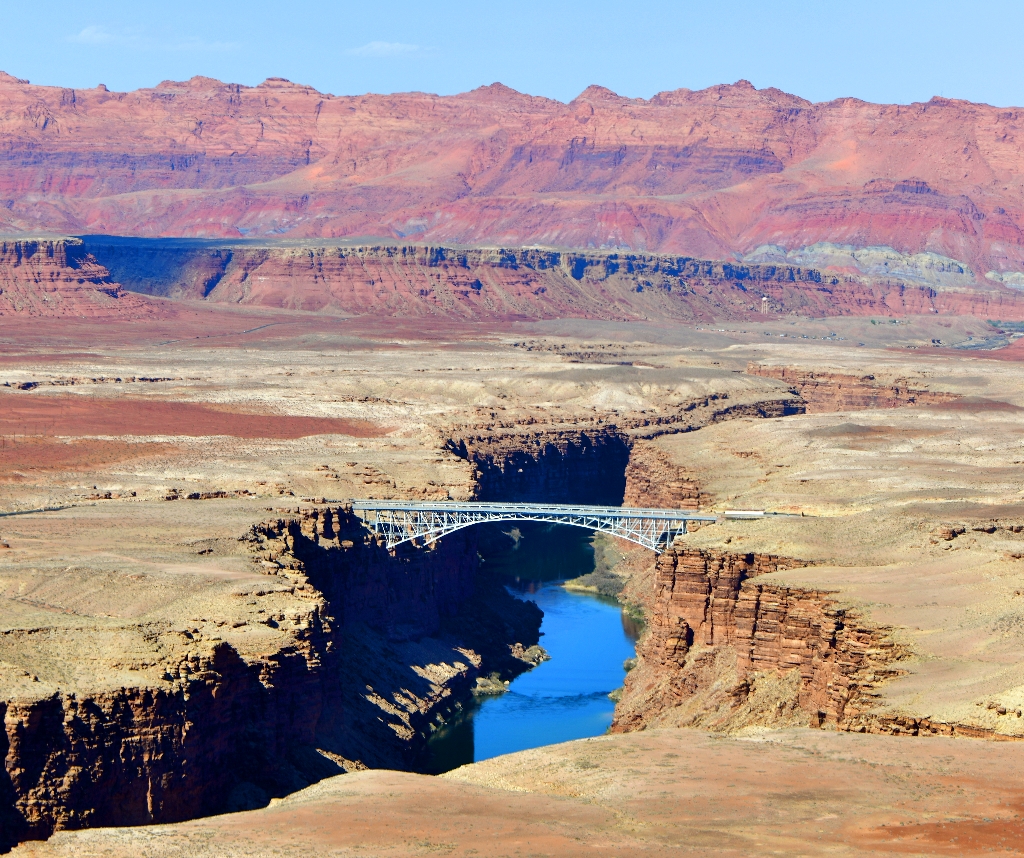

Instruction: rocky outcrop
[0,239,150,318]
[1,75,1024,288]
[611,549,908,733]
[235,506,543,767]
[615,547,1024,739]
[0,626,335,851]
[747,363,962,412]
[623,440,703,509]
[247,506,476,640]
[0,506,541,851]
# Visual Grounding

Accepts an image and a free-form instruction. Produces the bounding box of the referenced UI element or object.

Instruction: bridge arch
[349,501,717,553]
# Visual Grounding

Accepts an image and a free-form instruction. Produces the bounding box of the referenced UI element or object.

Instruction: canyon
[2,304,1024,854]
[0,320,804,851]
[0,498,545,847]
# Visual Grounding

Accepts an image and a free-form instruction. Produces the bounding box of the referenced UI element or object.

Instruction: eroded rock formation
[612,549,909,734]
[0,239,150,318]
[623,440,704,509]
[446,428,631,505]
[747,363,963,412]
[81,238,1024,321]
[1,631,333,846]
[1,74,1024,289]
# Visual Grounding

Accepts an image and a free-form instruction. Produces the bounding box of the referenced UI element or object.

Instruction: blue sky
[2,0,1021,106]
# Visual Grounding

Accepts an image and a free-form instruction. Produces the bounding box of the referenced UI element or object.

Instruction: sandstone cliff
[0,238,150,318]
[623,440,704,509]
[446,427,631,505]
[612,549,907,734]
[611,547,1014,739]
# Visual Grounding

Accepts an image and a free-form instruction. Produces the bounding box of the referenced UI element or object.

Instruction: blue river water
[425,524,640,773]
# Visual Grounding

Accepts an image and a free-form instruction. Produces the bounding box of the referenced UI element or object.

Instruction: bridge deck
[349,500,716,520]
[345,500,717,553]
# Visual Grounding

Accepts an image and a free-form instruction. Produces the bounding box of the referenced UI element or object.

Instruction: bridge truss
[348,500,718,553]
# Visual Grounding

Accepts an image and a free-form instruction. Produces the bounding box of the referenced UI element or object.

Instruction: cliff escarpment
[80,238,1024,322]
[0,238,151,318]
[444,392,803,507]
[246,507,543,770]
[1,630,335,848]
[747,363,963,412]
[0,505,541,851]
[623,440,705,510]
[612,549,911,735]
[445,427,631,505]
[1,74,1024,287]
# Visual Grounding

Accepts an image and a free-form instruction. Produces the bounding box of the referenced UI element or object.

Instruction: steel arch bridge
[348,500,718,553]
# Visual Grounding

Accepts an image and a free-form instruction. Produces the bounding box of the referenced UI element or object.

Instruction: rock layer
[0,239,150,318]
[612,549,908,733]
[1,75,1024,286]
[0,505,541,851]
[747,363,963,412]
[623,440,704,509]
[447,428,632,505]
[81,238,1024,321]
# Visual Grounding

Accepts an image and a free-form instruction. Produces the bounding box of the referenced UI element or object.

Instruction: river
[425,523,641,774]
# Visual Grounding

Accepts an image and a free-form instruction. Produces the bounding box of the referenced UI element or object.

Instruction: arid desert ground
[2,294,1024,855]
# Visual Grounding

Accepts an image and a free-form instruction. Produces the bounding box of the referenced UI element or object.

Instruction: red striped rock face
[0,73,1023,283]
[0,239,151,318]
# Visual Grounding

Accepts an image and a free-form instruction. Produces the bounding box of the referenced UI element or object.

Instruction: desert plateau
[2,17,1024,854]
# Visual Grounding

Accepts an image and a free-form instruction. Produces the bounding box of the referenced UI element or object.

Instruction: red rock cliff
[612,549,908,734]
[0,74,1023,284]
[0,238,150,317]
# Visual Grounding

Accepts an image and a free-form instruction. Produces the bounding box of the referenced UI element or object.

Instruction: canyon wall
[0,238,151,318]
[623,440,704,509]
[446,428,632,505]
[1,630,334,849]
[80,238,1024,321]
[0,506,541,851]
[611,548,958,737]
[1,74,1024,286]
[445,393,802,510]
